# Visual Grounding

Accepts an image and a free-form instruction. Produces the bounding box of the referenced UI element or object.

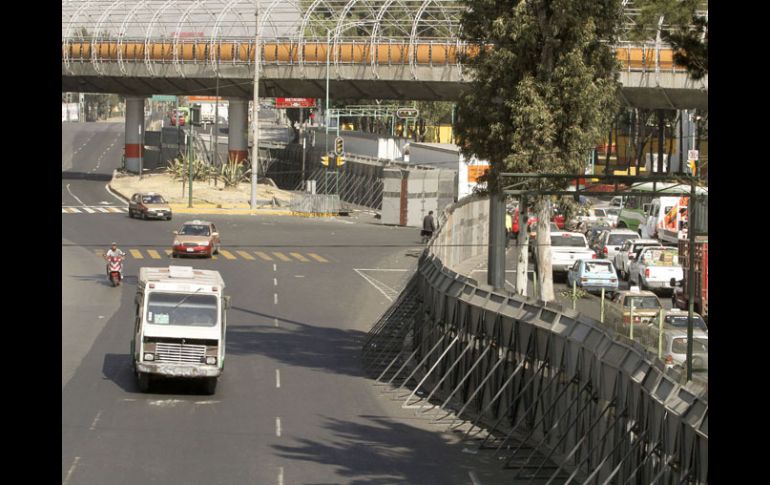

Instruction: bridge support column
[124,96,145,174]
[228,98,249,163]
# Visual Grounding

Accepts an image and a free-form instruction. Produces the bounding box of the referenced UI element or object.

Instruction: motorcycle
[107,256,124,287]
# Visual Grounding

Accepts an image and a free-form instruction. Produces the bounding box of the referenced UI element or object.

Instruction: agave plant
[167,154,216,181]
[219,155,250,187]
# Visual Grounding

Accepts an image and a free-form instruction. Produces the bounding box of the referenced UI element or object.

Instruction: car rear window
[585,262,613,274]
[672,337,708,354]
[551,235,587,247]
[608,234,638,245]
[665,314,708,330]
[623,296,660,309]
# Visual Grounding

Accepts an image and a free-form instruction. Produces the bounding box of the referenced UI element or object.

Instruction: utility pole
[250,4,260,210]
[686,181,696,381]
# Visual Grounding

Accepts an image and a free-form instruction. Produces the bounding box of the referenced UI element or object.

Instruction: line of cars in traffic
[128,192,222,258]
[550,200,707,374]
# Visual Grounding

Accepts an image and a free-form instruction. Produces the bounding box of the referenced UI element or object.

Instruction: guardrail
[363,195,707,482]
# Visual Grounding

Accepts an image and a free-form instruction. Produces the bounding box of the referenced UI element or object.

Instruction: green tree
[630,0,708,80]
[455,0,622,301]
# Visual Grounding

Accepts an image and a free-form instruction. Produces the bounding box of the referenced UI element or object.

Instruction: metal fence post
[600,288,605,323]
[658,308,664,359]
[572,279,577,311]
[630,301,635,340]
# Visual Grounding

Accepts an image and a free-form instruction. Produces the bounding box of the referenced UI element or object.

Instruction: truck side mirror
[223,296,231,309]
[669,278,678,287]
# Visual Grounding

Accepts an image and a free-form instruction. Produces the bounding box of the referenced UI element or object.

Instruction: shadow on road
[227,307,367,378]
[273,415,485,485]
[62,171,114,181]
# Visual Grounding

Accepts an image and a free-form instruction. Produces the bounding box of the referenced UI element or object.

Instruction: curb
[107,174,342,218]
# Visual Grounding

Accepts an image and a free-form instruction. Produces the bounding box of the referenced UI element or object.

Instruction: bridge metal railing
[63,37,690,76]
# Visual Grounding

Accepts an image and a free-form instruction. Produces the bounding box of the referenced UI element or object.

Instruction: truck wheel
[137,372,151,393]
[202,377,217,395]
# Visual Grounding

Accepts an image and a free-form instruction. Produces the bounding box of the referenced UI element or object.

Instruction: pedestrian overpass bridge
[62,0,707,109]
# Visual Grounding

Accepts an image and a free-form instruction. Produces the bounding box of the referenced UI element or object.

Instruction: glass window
[665,314,707,330]
[584,262,613,274]
[608,234,638,245]
[146,292,218,327]
[623,296,660,309]
[180,225,210,236]
[551,235,587,247]
[672,337,708,354]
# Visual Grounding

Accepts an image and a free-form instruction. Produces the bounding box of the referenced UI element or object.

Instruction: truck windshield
[608,234,638,246]
[146,292,218,327]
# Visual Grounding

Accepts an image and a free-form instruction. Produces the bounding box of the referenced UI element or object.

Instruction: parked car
[628,246,682,293]
[595,229,639,261]
[637,325,708,372]
[129,192,172,220]
[605,289,663,327]
[614,238,660,280]
[566,259,619,294]
[662,308,708,331]
[172,220,221,258]
[538,231,597,274]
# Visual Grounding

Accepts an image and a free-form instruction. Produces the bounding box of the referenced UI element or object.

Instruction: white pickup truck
[628,246,683,293]
[546,231,597,273]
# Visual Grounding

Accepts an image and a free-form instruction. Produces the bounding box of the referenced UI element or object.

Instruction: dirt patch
[110,172,294,209]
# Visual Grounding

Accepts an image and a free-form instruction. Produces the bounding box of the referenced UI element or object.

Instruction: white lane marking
[275,417,282,437]
[354,269,409,303]
[273,264,277,272]
[469,471,482,485]
[274,293,278,305]
[273,278,277,286]
[105,182,129,204]
[278,467,284,485]
[274,318,279,328]
[63,457,80,485]
[148,399,187,407]
[89,410,103,430]
[83,207,96,213]
[275,369,281,388]
[294,275,305,278]
[66,184,86,206]
[95,207,110,213]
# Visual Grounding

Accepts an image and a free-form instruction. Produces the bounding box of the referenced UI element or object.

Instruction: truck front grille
[155,342,206,363]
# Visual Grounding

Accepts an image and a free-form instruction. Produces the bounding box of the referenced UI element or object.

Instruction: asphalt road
[62,122,523,484]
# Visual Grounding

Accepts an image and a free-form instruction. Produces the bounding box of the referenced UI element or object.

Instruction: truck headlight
[144,353,155,361]
[173,240,181,246]
[205,356,217,365]
[199,241,210,246]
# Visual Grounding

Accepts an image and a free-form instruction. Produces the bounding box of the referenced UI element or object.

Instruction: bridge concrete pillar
[124,96,145,173]
[228,98,249,163]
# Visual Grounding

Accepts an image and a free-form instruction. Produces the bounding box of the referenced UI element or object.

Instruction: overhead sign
[396,108,419,119]
[188,96,223,102]
[151,95,177,102]
[276,98,317,108]
[687,149,699,161]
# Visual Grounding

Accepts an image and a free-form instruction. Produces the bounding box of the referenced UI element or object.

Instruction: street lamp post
[250,5,261,210]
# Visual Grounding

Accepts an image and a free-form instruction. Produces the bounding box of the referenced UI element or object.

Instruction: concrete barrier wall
[431,196,489,273]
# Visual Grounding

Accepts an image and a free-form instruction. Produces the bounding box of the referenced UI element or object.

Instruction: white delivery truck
[132,266,230,394]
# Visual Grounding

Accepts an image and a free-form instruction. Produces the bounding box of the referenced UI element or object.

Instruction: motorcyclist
[104,242,126,279]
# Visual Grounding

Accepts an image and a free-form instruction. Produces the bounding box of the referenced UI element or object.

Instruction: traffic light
[688,159,697,175]
[335,137,344,156]
[336,155,345,166]
[321,155,329,167]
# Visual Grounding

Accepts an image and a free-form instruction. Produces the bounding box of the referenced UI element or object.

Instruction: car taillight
[603,247,608,254]
[592,253,597,259]
[665,355,673,365]
[610,278,617,283]
[581,277,589,282]
[645,268,650,278]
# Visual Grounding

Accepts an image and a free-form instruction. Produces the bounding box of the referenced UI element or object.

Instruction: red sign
[275,98,316,108]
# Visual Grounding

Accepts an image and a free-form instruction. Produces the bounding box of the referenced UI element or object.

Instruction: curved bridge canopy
[62,1,707,109]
